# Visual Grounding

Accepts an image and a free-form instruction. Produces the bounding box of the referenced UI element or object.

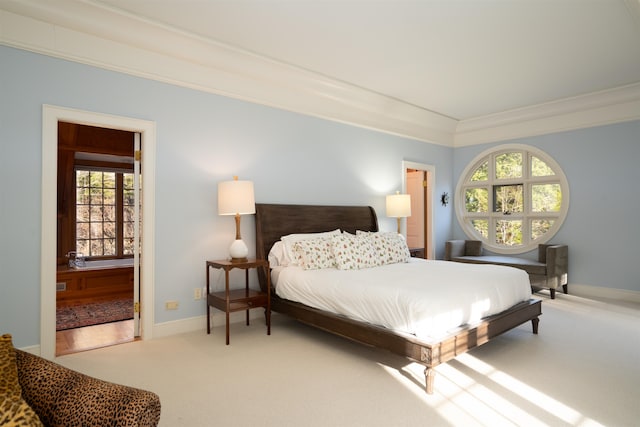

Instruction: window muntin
[455,144,569,254]
[76,169,134,258]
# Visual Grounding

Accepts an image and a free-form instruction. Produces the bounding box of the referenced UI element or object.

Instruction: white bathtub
[73,258,134,269]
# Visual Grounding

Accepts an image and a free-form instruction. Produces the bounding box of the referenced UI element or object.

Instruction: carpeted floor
[56,294,640,426]
[56,299,134,331]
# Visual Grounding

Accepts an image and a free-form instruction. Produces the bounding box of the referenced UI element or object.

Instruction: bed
[255,203,541,394]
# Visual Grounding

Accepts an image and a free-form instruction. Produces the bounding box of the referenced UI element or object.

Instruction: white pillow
[293,237,336,270]
[281,229,341,266]
[331,233,377,270]
[268,241,287,267]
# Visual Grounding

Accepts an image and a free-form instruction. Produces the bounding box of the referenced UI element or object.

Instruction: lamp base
[229,239,249,262]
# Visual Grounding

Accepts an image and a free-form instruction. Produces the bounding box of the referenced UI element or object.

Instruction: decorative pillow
[293,237,336,270]
[281,229,341,266]
[0,334,22,401]
[0,396,43,427]
[0,334,43,427]
[357,231,411,265]
[331,233,377,270]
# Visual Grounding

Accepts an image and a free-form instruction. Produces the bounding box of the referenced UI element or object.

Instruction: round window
[455,144,569,254]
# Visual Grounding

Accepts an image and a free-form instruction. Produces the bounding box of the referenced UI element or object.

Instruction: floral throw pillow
[331,233,377,270]
[358,231,411,265]
[293,237,336,270]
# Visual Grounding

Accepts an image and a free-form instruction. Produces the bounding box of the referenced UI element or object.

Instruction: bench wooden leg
[562,284,568,294]
[550,288,556,299]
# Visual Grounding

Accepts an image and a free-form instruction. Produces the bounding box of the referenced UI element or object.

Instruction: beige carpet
[57,294,640,426]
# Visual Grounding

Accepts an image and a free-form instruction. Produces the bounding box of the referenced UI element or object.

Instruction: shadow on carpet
[57,298,134,331]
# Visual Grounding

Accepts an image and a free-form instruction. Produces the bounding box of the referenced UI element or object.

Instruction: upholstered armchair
[1,333,161,427]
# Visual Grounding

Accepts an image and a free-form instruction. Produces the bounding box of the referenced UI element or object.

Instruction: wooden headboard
[254,203,378,291]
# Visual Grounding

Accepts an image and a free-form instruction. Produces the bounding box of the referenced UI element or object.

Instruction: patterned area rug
[56,298,134,331]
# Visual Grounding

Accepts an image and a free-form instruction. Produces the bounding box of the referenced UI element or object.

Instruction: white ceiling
[94,0,640,121]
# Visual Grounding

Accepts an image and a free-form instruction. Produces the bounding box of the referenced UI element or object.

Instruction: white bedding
[272,258,532,341]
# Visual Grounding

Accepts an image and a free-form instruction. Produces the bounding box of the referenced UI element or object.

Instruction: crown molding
[1,0,637,148]
[0,0,456,146]
[454,83,640,146]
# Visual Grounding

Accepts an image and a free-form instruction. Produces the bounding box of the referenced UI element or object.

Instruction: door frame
[402,160,435,259]
[41,105,156,359]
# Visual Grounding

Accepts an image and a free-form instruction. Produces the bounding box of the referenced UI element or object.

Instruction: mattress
[272,258,532,341]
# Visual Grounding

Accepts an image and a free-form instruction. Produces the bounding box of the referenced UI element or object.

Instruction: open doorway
[55,122,138,355]
[402,161,435,259]
[41,105,156,359]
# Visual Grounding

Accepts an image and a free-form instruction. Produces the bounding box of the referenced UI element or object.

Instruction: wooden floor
[56,320,136,356]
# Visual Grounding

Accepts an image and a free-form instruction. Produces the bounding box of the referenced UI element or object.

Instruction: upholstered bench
[445,240,568,299]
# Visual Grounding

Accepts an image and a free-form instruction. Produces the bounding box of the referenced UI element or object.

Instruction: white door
[133,133,141,337]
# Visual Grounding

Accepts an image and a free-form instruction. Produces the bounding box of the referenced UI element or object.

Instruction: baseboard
[152,309,266,338]
[568,283,640,304]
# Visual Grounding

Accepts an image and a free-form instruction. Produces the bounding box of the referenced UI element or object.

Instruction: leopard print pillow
[0,334,43,427]
[0,396,43,427]
[0,334,22,400]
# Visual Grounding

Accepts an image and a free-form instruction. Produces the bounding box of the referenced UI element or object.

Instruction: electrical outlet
[194,288,202,300]
[165,300,179,310]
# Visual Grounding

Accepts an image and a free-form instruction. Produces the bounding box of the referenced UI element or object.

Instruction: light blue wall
[3,45,638,349]
[0,46,453,347]
[453,121,640,294]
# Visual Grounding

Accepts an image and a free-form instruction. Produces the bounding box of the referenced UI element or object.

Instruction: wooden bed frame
[255,203,541,394]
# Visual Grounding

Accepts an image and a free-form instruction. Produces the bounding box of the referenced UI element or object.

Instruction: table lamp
[386,191,411,234]
[218,176,255,262]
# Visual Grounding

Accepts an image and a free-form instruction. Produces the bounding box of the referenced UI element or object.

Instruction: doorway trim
[402,161,435,259]
[41,105,156,359]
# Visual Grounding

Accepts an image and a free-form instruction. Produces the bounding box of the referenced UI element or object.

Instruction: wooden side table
[206,258,271,345]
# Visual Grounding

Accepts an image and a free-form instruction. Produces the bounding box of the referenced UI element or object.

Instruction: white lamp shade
[386,193,411,218]
[218,179,255,215]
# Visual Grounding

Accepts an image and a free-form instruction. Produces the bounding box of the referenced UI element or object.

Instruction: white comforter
[272,258,532,341]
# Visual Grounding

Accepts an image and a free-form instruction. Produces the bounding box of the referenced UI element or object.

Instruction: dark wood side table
[206,258,271,345]
[409,247,425,258]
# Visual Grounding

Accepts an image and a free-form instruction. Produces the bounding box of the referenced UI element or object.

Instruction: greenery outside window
[455,144,569,254]
[76,169,135,258]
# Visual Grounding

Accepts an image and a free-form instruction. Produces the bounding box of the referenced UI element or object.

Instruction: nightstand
[409,247,425,258]
[205,258,271,345]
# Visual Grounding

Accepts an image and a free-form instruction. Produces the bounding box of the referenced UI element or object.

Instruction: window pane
[124,222,134,239]
[90,188,103,204]
[76,170,90,186]
[471,219,488,238]
[532,184,561,212]
[103,188,116,205]
[495,152,522,179]
[123,189,135,205]
[104,221,116,238]
[493,184,523,214]
[465,188,488,213]
[76,205,90,222]
[103,172,116,188]
[76,240,89,255]
[89,171,103,188]
[123,206,135,222]
[90,222,103,239]
[123,238,134,255]
[104,238,116,255]
[470,162,488,181]
[76,223,89,239]
[124,173,134,190]
[77,188,90,204]
[531,156,555,177]
[531,219,555,240]
[496,220,522,246]
[90,240,104,256]
[90,206,103,222]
